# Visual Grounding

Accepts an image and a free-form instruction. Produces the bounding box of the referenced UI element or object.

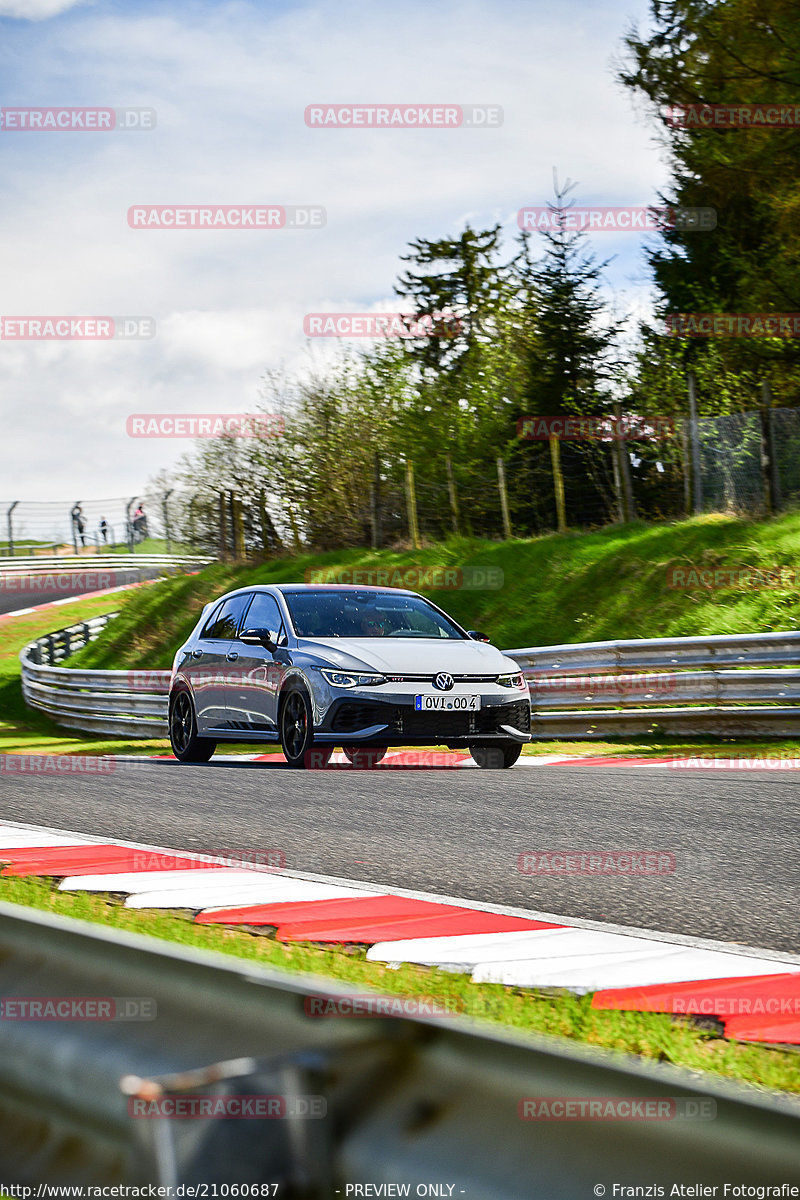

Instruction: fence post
[445,455,461,536]
[405,460,421,550]
[6,501,19,557]
[233,495,245,559]
[259,489,269,555]
[549,435,567,533]
[370,453,382,550]
[218,491,228,561]
[613,404,636,521]
[162,489,174,554]
[125,497,137,553]
[188,495,197,548]
[688,372,703,514]
[610,442,625,522]
[761,380,781,515]
[496,458,512,540]
[287,510,302,553]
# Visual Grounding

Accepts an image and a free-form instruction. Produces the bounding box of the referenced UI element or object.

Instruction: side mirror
[240,628,277,651]
[467,630,492,643]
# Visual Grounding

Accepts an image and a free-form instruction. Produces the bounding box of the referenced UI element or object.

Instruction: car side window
[241,592,287,646]
[199,602,223,639]
[201,594,251,640]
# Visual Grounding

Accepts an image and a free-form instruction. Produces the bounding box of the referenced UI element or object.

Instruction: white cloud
[0,0,665,501]
[0,0,91,19]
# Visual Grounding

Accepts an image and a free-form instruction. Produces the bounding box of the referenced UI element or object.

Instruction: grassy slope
[69,512,800,672]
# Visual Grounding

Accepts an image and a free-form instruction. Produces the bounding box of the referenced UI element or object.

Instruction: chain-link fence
[7,405,795,560]
[0,491,208,556]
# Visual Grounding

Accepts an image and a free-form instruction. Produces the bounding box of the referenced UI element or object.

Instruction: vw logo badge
[433,672,455,691]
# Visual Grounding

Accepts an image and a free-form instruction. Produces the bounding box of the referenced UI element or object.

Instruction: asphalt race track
[0,759,797,953]
[0,568,155,616]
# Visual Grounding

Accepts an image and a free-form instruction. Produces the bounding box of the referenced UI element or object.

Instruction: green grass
[3,874,799,1097]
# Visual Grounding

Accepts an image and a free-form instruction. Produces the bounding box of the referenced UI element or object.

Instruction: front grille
[328,699,530,738]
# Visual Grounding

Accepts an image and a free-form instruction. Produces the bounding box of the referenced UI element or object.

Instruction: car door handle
[226,651,239,662]
[191,649,204,659]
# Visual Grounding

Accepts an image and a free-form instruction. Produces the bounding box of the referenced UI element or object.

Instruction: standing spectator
[71,503,86,548]
[132,504,148,543]
[99,517,109,544]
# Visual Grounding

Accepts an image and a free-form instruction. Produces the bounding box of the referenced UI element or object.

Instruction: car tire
[279,684,323,769]
[469,741,522,769]
[342,746,387,768]
[169,689,216,763]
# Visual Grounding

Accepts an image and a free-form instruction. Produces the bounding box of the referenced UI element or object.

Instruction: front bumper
[312,695,531,746]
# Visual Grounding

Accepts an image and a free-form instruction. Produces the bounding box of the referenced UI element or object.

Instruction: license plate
[414,694,481,711]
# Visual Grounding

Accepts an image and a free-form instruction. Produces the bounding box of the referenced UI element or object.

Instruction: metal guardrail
[0,553,212,572]
[507,630,800,673]
[19,623,800,740]
[0,552,212,564]
[0,900,798,1190]
[21,614,169,737]
[505,632,800,737]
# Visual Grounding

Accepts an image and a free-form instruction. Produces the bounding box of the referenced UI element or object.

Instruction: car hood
[297,637,519,675]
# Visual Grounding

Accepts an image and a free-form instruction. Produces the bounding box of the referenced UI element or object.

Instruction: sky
[0,0,670,516]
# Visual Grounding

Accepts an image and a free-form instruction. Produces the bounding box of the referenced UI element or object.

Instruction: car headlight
[497,672,526,689]
[320,669,387,689]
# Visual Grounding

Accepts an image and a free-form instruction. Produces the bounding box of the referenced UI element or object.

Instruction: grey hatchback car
[168,584,531,768]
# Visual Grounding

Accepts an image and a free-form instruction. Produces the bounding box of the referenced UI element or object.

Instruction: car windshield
[283,590,466,639]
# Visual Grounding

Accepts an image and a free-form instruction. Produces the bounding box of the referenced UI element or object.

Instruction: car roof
[217,583,420,598]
